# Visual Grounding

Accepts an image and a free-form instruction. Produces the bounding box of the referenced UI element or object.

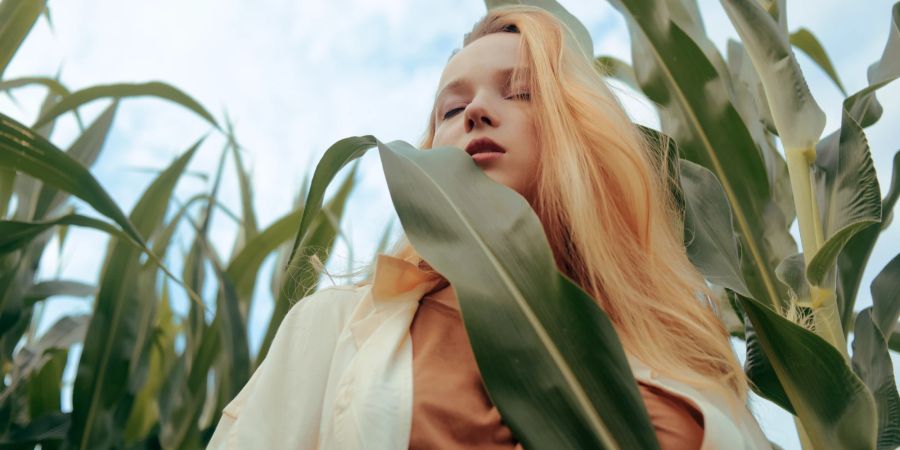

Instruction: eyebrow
[434,67,531,108]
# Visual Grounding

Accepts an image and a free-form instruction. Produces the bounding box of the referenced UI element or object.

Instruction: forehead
[438,33,526,88]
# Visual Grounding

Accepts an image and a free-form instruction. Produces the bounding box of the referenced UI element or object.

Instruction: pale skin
[428,32,540,303]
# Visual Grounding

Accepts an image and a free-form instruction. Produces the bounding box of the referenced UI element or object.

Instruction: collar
[369,253,444,307]
[348,253,445,348]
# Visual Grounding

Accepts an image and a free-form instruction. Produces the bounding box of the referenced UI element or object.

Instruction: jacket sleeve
[206,357,264,449]
[206,286,361,450]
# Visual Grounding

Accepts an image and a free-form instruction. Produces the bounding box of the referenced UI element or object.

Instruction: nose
[464,99,498,132]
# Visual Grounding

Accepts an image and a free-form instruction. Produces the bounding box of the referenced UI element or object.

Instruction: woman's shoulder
[280,283,370,329]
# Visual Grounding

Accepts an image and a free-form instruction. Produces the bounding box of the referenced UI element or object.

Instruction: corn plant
[0,0,898,449]
[0,1,364,448]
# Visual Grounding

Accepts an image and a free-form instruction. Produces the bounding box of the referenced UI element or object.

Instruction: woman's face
[432,32,540,201]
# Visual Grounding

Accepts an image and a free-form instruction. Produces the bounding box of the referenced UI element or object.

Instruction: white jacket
[207,253,772,449]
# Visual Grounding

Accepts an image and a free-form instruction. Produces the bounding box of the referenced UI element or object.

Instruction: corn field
[0,0,899,449]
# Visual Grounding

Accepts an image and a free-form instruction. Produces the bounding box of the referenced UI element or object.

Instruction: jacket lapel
[318,253,443,450]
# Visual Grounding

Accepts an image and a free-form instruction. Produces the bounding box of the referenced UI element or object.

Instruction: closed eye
[443,107,464,120]
[507,92,531,101]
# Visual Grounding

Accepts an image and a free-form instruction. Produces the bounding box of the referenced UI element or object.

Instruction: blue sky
[4,1,899,448]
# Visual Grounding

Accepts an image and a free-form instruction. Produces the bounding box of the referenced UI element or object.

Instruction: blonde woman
[209,5,771,450]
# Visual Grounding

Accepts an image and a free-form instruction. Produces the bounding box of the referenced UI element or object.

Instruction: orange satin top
[408,286,705,450]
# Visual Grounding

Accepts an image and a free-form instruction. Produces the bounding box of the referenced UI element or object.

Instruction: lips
[465,137,507,156]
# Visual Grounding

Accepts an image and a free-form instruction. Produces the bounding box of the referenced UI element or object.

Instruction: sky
[3,0,899,448]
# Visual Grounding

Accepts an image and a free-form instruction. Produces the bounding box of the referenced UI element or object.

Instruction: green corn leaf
[0,76,71,97]
[10,90,59,223]
[775,253,810,302]
[0,0,45,79]
[679,159,751,297]
[33,101,118,221]
[32,81,219,130]
[871,254,900,343]
[0,112,144,246]
[609,0,788,313]
[720,0,826,151]
[70,141,200,450]
[0,412,70,447]
[225,114,258,254]
[284,136,374,269]
[123,286,178,443]
[807,100,882,286]
[825,4,900,323]
[666,135,877,448]
[225,207,302,318]
[0,214,129,256]
[24,280,95,306]
[159,210,248,449]
[807,5,900,286]
[740,296,876,449]
[851,308,900,450]
[851,253,900,450]
[258,162,358,365]
[290,134,660,449]
[380,139,660,449]
[742,308,793,413]
[726,38,778,136]
[789,28,848,96]
[27,348,67,419]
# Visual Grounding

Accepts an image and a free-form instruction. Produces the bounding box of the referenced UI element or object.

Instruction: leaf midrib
[395,144,617,448]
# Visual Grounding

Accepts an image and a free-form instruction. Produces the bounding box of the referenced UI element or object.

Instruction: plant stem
[785,149,820,268]
[784,147,849,360]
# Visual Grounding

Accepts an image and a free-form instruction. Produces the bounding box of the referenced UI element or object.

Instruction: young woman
[209,5,771,449]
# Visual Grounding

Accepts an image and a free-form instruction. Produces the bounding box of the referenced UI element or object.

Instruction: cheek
[432,126,449,147]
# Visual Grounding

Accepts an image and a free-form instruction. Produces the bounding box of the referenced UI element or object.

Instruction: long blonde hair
[345,5,748,407]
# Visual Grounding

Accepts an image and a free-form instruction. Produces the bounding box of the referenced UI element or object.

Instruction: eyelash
[441,92,531,120]
[509,92,531,101]
[444,107,464,120]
